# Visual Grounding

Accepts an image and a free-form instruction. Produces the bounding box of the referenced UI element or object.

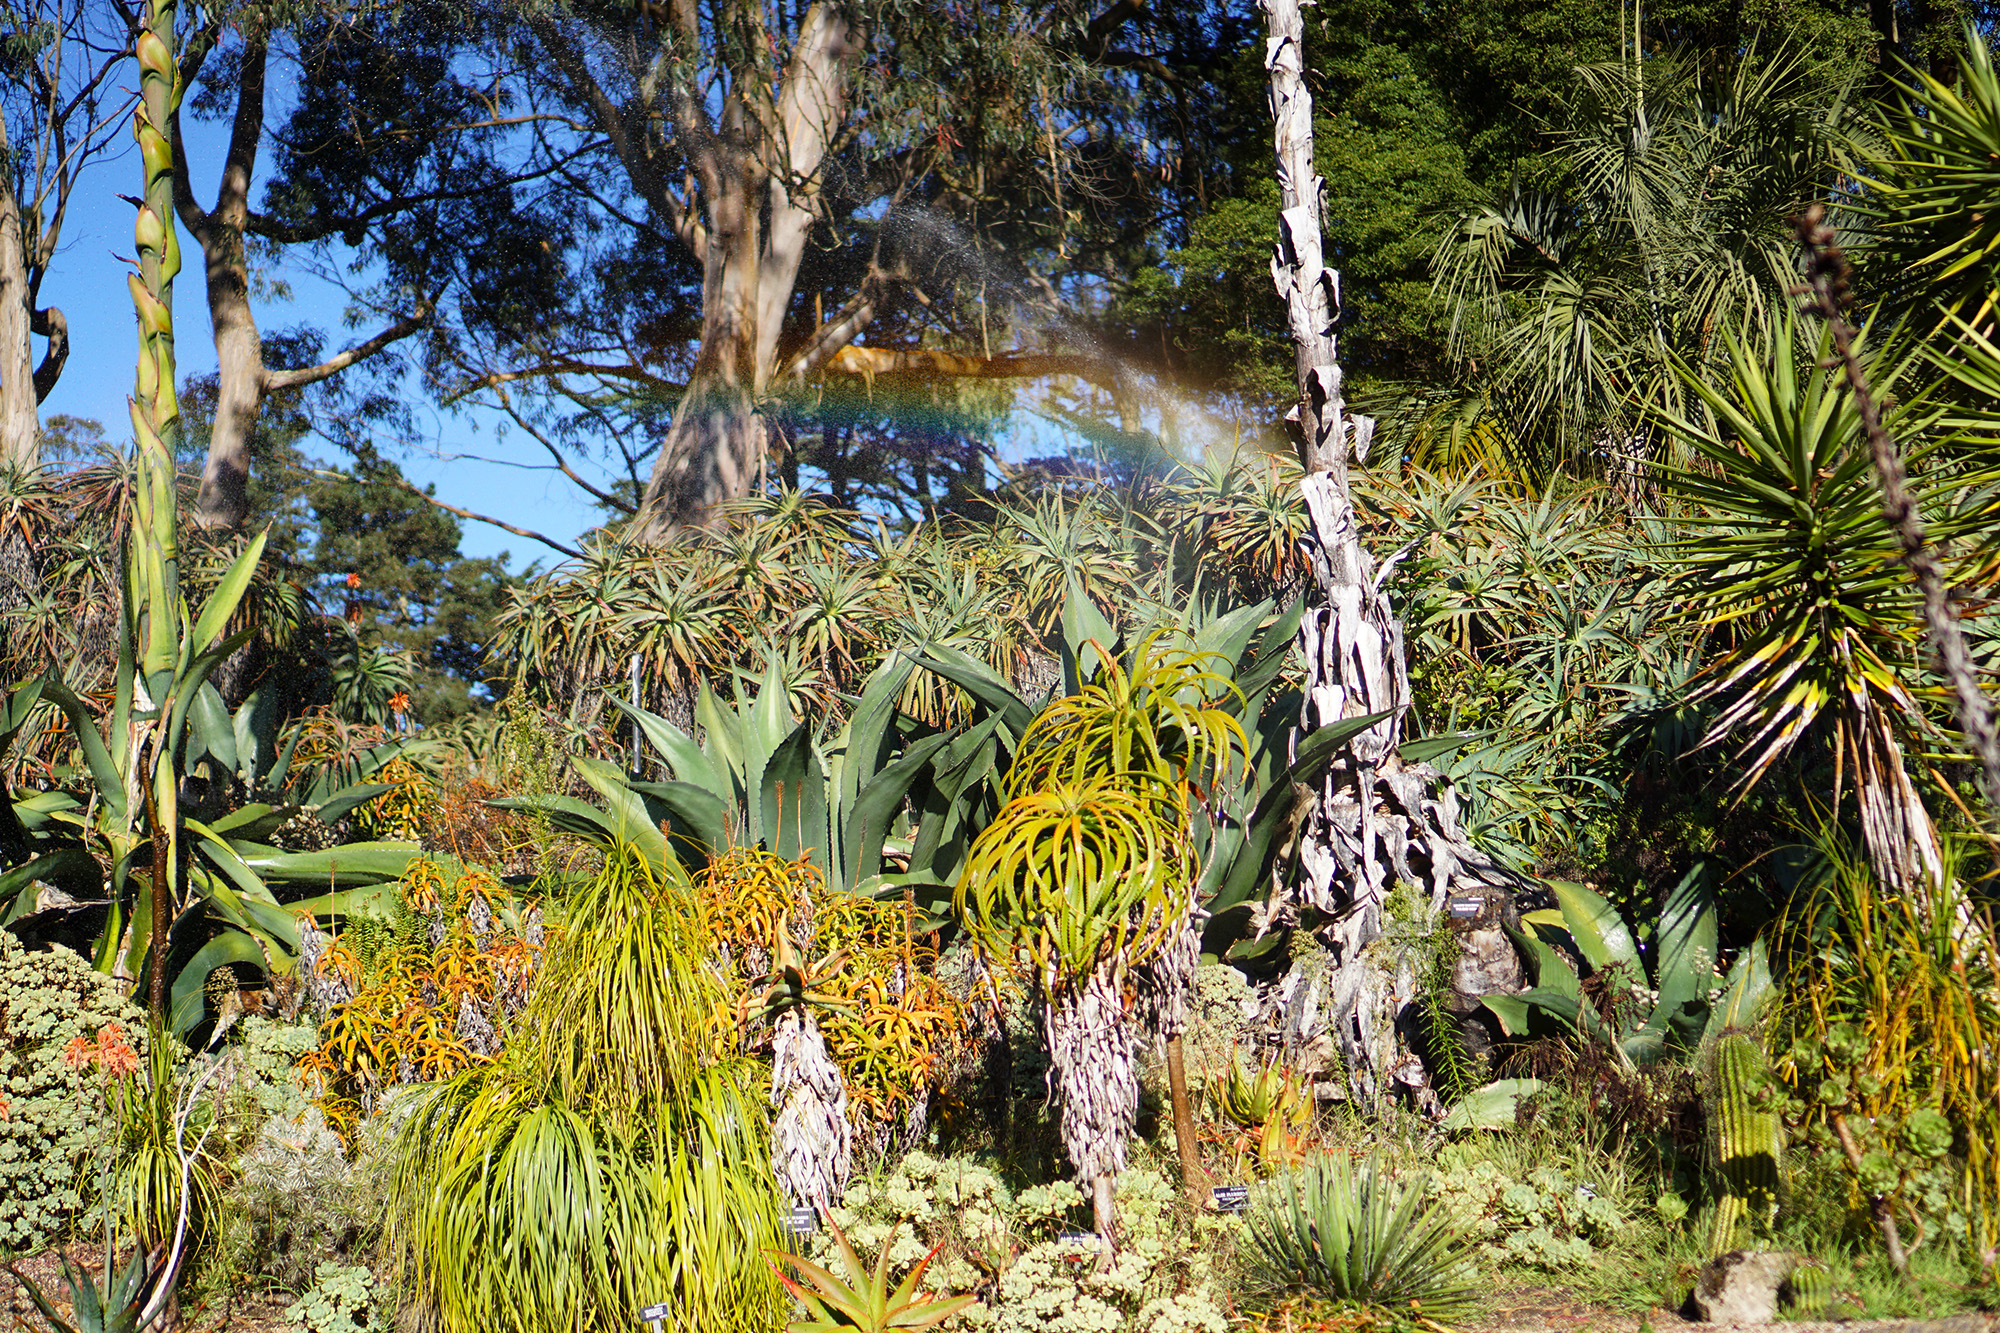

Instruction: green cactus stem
[1709,1032,1783,1255]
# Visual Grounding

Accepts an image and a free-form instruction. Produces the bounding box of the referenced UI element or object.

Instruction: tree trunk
[1163,1035,1206,1201]
[1043,964,1137,1240]
[0,120,38,470]
[1138,918,1206,1201]
[178,33,269,532]
[1264,0,1524,1115]
[623,2,854,540]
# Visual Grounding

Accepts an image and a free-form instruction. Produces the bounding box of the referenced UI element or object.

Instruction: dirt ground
[1465,1285,1998,1333]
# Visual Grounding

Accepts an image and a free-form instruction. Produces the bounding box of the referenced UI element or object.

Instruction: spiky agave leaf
[1248,1153,1476,1319]
[768,1217,977,1333]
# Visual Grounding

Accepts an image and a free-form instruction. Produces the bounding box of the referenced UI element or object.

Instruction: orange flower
[389,691,410,716]
[63,1031,95,1069]
[346,572,361,589]
[96,1023,139,1079]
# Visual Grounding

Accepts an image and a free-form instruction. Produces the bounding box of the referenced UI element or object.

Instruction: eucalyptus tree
[0,0,127,469]
[151,0,542,531]
[448,0,1194,539]
[1428,40,1856,493]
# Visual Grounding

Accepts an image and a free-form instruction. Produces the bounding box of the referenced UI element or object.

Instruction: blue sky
[40,119,608,574]
[37,101,1209,576]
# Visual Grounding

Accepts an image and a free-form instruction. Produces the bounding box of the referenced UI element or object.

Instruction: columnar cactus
[1709,1032,1783,1254]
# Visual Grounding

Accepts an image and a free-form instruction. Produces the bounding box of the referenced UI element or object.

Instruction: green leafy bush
[0,933,147,1252]
[818,1150,1238,1332]
[1247,1153,1475,1318]
[1427,1149,1634,1274]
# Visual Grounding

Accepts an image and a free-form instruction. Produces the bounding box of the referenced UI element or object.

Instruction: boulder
[1691,1250,1796,1325]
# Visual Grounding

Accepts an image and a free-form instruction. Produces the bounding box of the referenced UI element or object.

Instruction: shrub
[0,932,146,1253]
[388,846,785,1332]
[1248,1153,1475,1319]
[297,859,542,1140]
[817,1149,1239,1332]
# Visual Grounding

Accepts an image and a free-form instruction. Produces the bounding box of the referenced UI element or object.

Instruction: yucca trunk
[1265,0,1522,1112]
[1042,963,1137,1239]
[770,1008,852,1210]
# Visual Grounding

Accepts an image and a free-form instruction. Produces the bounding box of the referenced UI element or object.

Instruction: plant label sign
[1056,1231,1103,1261]
[1210,1184,1250,1212]
[1447,898,1484,919]
[786,1205,818,1235]
[638,1301,670,1332]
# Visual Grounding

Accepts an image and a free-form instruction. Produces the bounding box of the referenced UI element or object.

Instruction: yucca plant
[1247,1153,1476,1321]
[767,1217,975,1333]
[1657,316,1959,897]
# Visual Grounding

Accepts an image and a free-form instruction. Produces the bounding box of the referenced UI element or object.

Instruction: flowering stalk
[127,0,183,1017]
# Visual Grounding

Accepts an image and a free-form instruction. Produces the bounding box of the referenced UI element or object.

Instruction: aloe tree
[1263,0,1525,1113]
[956,777,1191,1242]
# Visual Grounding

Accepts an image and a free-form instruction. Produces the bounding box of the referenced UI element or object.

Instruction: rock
[1691,1250,1796,1324]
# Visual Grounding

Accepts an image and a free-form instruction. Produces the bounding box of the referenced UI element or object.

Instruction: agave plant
[7,1248,168,1333]
[767,1216,976,1333]
[1481,871,1776,1073]
[1247,1152,1476,1318]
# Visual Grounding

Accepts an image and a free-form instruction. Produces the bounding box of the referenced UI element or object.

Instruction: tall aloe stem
[128,0,183,1017]
[1263,0,1523,1111]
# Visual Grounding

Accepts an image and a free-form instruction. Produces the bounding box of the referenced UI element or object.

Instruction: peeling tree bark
[595,1,856,542]
[1264,0,1525,1114]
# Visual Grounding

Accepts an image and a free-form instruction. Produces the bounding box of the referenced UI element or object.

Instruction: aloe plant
[1247,1152,1476,1317]
[495,652,955,896]
[6,1248,167,1333]
[1480,867,1776,1072]
[768,1216,975,1333]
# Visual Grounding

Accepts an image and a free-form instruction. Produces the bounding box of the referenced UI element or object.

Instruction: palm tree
[1429,39,1855,492]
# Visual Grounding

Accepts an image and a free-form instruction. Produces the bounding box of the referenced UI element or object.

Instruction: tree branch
[313,468,583,560]
[263,307,430,392]
[30,306,67,402]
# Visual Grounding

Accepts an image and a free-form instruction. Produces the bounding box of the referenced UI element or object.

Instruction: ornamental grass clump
[1248,1153,1476,1321]
[389,845,785,1331]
